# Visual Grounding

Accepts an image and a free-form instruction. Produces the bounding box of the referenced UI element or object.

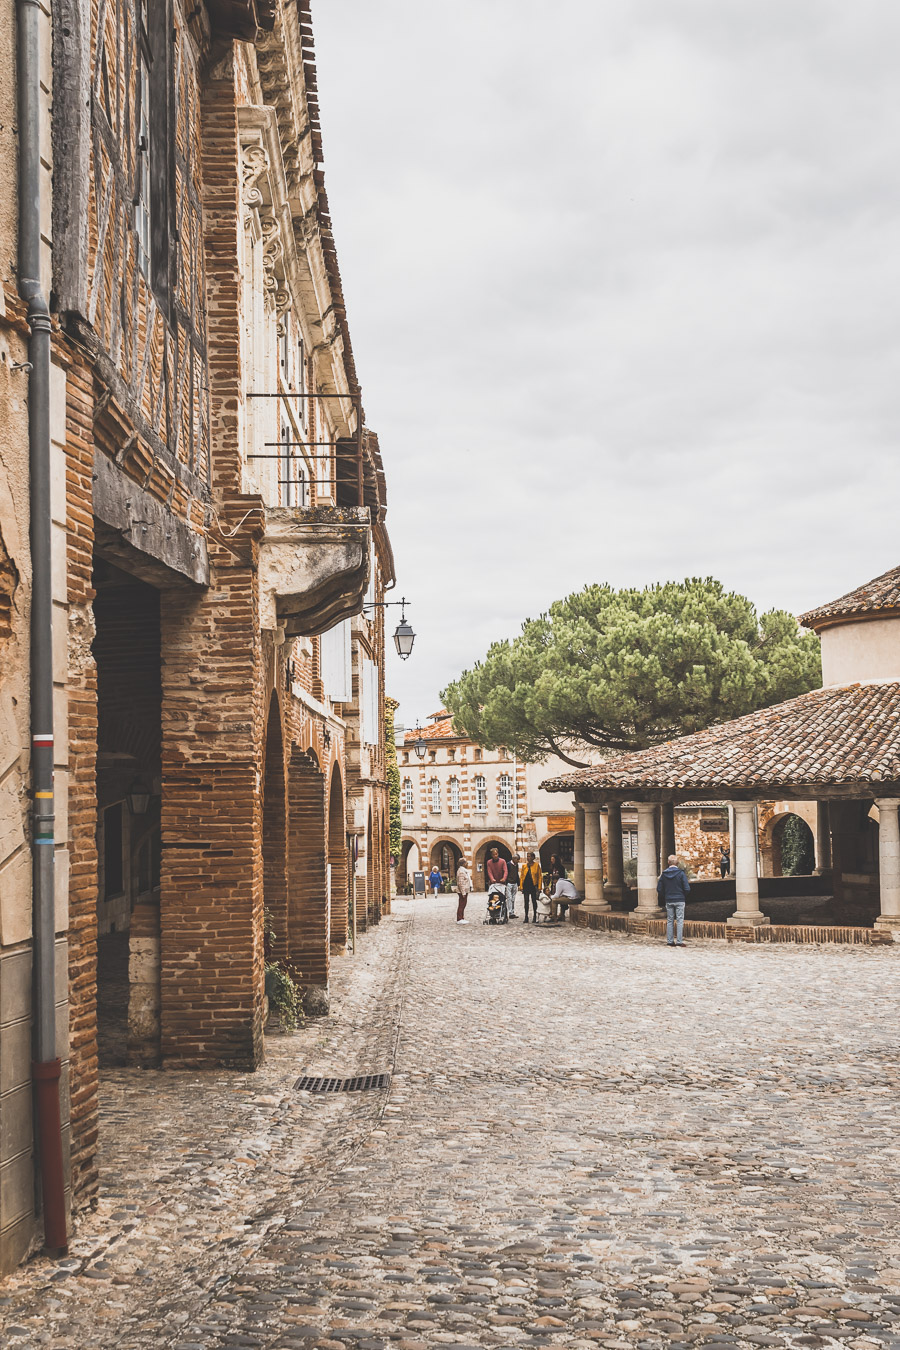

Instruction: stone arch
[474,836,513,881]
[428,836,464,880]
[262,694,289,963]
[366,806,375,926]
[327,763,349,950]
[539,830,575,878]
[761,810,816,877]
[399,837,419,886]
[287,745,329,1001]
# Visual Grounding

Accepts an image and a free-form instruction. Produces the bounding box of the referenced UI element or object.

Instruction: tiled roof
[800,563,900,629]
[541,682,900,795]
[404,715,459,743]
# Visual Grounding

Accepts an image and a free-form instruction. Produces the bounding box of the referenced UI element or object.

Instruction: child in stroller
[483,882,509,925]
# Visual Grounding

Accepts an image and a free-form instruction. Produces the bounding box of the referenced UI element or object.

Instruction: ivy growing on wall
[384,695,402,862]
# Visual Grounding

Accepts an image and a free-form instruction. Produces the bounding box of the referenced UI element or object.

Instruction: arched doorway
[539,831,574,878]
[430,838,462,886]
[287,746,329,997]
[262,696,289,963]
[328,765,348,950]
[764,812,816,877]
[474,838,513,883]
[399,839,419,890]
[366,807,375,927]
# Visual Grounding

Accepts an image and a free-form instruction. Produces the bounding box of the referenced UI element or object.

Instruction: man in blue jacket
[657,854,690,947]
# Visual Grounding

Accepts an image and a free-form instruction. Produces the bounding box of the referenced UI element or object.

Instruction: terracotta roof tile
[800,563,900,629]
[541,681,900,795]
[404,715,458,742]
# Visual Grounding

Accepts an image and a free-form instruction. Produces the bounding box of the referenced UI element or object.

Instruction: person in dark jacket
[657,854,690,946]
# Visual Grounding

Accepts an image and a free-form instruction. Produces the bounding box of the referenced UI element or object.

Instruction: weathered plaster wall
[820,619,900,688]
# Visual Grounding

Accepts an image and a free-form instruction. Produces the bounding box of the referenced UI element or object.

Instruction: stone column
[727,800,768,926]
[583,803,610,910]
[660,800,676,865]
[874,799,900,934]
[604,802,626,907]
[814,800,832,874]
[635,802,664,917]
[573,802,585,895]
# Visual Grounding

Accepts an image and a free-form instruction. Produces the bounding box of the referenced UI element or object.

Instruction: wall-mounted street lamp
[363,595,416,661]
[126,780,152,815]
[412,723,427,760]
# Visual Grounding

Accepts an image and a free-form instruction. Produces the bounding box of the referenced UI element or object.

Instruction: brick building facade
[0,0,394,1272]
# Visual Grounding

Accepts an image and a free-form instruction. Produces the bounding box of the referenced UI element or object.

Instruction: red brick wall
[63,346,101,1205]
[287,749,329,988]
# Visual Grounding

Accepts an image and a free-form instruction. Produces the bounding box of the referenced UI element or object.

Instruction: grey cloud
[314,0,900,726]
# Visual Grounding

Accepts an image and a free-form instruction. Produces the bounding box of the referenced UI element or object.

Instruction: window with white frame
[449,776,461,814]
[474,774,487,813]
[429,778,440,813]
[498,773,513,813]
[402,778,414,814]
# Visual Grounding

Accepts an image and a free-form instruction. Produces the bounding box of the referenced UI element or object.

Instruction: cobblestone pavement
[5,895,900,1350]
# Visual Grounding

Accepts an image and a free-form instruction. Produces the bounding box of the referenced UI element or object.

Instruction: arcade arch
[539,831,574,877]
[328,764,349,949]
[262,695,289,962]
[473,837,513,882]
[429,837,463,880]
[761,811,816,877]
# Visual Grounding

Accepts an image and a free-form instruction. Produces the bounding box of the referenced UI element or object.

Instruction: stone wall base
[570,908,894,946]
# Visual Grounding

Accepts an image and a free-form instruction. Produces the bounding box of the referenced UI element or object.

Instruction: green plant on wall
[385,695,402,861]
[264,961,303,1031]
[781,814,815,876]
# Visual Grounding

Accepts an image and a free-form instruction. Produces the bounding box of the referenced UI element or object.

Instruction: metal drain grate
[294,1073,392,1093]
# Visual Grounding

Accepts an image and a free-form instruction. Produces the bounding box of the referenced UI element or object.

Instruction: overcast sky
[314,0,900,733]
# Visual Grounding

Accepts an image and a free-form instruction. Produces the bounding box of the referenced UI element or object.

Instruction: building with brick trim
[0,0,394,1272]
[399,714,822,893]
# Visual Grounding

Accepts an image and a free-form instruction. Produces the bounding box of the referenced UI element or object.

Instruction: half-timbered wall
[87,0,211,498]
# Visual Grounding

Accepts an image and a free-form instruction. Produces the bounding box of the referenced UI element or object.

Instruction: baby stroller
[483,883,509,925]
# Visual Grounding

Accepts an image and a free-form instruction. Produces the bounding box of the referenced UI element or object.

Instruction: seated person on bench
[549,876,579,921]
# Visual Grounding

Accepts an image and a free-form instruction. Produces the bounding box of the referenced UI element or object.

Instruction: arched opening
[539,831,574,878]
[429,838,463,886]
[765,812,816,877]
[327,765,348,951]
[399,838,419,890]
[262,696,289,963]
[287,746,329,1003]
[474,837,513,883]
[364,808,376,927]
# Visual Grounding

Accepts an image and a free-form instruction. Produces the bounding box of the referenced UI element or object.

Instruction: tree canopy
[441,578,821,767]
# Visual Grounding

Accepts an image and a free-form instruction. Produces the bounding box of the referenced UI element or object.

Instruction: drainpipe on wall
[18,0,68,1255]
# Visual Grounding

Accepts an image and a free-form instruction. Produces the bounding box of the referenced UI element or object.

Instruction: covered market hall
[543,562,900,938]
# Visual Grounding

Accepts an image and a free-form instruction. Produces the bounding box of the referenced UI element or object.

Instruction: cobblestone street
[4,896,900,1350]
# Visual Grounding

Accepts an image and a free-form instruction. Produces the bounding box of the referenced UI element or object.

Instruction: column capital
[874,797,900,811]
[731,799,757,816]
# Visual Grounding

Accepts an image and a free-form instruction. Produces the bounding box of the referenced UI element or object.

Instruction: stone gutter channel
[0,909,415,1347]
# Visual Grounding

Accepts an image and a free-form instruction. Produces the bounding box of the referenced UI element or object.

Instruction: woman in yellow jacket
[520,852,543,924]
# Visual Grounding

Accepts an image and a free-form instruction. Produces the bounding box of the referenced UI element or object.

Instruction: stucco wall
[820,618,900,688]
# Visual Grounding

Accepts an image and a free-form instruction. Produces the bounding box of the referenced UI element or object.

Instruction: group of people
[428,845,695,947]
[452,847,579,925]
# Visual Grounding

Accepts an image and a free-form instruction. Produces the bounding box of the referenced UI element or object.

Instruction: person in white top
[548,876,579,922]
[455,860,473,924]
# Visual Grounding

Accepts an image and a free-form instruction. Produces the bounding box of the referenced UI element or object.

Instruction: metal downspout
[17,0,68,1256]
